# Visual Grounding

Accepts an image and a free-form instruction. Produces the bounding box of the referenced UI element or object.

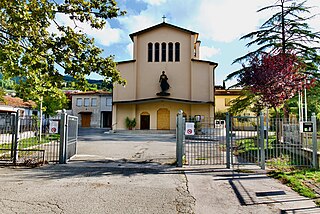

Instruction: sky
[56,0,320,87]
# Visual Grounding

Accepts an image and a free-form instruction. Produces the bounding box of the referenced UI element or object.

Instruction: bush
[125,117,136,130]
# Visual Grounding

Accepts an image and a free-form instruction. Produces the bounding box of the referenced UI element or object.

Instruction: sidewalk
[184,165,320,214]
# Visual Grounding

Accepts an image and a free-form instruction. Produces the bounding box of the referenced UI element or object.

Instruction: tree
[0,0,126,107]
[215,111,228,120]
[226,0,319,115]
[228,0,320,79]
[240,52,311,116]
[227,90,264,116]
[0,87,5,102]
[296,85,320,119]
[13,82,69,116]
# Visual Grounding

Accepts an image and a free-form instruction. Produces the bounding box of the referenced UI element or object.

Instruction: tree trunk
[283,101,290,119]
[281,0,286,54]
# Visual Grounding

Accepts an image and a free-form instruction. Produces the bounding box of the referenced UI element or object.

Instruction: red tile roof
[0,96,36,108]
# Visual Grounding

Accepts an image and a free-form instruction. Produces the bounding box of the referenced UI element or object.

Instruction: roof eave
[129,22,198,41]
[191,59,218,67]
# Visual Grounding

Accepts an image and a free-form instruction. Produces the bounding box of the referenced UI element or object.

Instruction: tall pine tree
[226,0,320,116]
[227,0,320,83]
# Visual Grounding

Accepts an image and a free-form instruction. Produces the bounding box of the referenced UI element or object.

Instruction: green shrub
[125,117,136,130]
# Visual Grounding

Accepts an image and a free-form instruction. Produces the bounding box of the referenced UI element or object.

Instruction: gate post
[59,110,67,164]
[259,113,265,170]
[312,113,318,169]
[226,112,231,169]
[176,110,184,167]
[13,110,20,165]
[10,113,16,159]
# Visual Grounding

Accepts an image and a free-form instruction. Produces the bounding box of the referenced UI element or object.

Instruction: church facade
[112,22,218,130]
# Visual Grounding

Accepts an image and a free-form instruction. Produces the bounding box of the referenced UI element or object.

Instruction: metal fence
[183,117,226,165]
[66,115,78,160]
[59,113,78,163]
[265,118,315,167]
[0,113,16,162]
[0,111,78,166]
[176,111,319,169]
[229,115,261,167]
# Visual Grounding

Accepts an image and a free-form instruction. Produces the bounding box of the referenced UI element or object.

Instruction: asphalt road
[0,129,195,214]
[1,128,319,214]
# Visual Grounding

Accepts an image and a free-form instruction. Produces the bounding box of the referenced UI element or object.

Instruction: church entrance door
[140,113,150,130]
[157,108,170,130]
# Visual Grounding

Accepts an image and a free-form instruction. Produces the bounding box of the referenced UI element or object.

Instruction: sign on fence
[49,120,59,134]
[300,122,313,133]
[185,122,195,135]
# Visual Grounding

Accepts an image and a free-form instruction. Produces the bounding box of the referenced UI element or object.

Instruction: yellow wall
[113,24,217,130]
[114,102,212,130]
[114,25,215,103]
[191,61,214,102]
[215,95,239,113]
[215,93,255,117]
[135,27,192,100]
[114,62,136,101]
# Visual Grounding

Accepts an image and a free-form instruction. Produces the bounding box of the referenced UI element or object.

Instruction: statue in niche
[157,71,170,96]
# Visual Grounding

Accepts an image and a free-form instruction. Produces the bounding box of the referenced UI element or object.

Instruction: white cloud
[193,0,276,42]
[137,0,167,5]
[50,13,123,47]
[118,14,157,33]
[199,46,220,60]
[306,0,320,32]
[127,43,134,58]
[118,0,319,44]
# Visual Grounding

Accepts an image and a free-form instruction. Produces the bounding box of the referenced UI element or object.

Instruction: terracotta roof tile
[0,96,36,108]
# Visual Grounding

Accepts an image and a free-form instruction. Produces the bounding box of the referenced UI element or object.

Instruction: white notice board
[185,122,195,135]
[49,121,59,134]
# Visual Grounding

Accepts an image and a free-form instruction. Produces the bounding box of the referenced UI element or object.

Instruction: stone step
[112,129,176,134]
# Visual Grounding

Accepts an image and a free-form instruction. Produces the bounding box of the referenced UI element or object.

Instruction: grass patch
[266,155,295,168]
[195,157,207,161]
[268,168,320,200]
[0,134,60,150]
[235,136,277,154]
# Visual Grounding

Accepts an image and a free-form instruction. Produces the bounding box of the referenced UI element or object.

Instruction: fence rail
[265,118,315,167]
[0,111,78,166]
[176,111,319,169]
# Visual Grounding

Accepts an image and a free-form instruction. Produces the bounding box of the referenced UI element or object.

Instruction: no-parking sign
[185,122,195,135]
[49,121,59,134]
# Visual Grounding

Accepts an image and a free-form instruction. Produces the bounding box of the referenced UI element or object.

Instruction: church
[112,21,218,130]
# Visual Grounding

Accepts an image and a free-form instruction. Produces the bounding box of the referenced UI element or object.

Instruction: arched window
[175,42,180,62]
[168,42,173,62]
[155,43,160,62]
[161,42,166,62]
[147,43,153,62]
